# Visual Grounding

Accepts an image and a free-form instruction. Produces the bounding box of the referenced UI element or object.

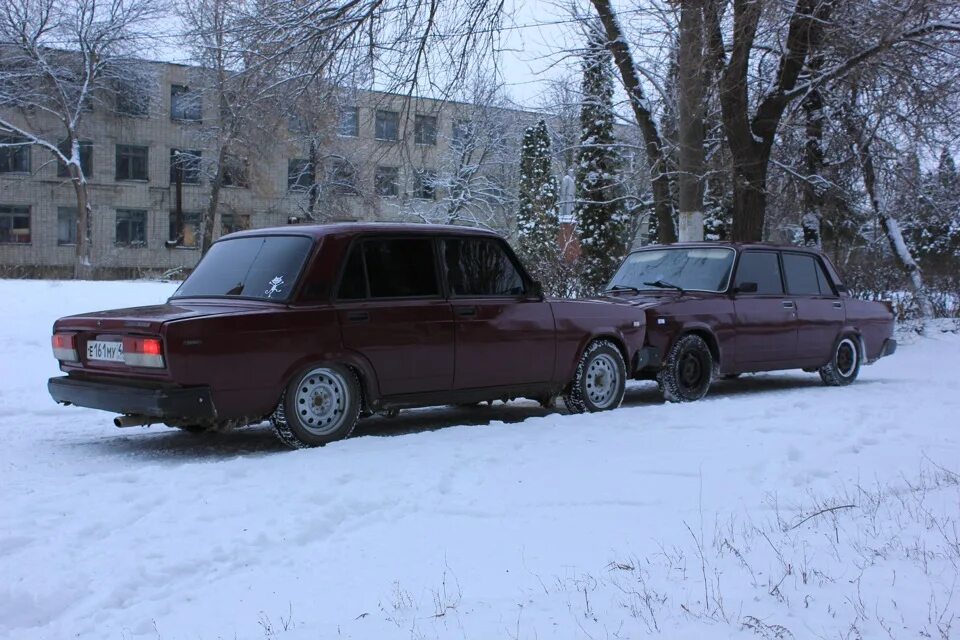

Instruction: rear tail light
[52,333,78,361]
[122,336,165,368]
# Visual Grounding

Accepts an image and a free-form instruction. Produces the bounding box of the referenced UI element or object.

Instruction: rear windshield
[172,235,313,301]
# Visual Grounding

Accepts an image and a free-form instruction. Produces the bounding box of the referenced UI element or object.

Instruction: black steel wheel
[819,336,861,386]
[658,334,714,402]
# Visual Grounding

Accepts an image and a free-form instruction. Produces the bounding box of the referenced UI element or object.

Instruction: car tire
[272,364,362,448]
[563,340,626,414]
[819,335,861,386]
[658,334,714,402]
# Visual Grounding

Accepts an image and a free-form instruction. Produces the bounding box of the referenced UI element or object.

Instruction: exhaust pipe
[114,415,156,428]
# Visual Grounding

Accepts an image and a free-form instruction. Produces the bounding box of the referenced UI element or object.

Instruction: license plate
[87,340,124,362]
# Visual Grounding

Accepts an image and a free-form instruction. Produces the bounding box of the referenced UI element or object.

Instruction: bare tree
[0,0,163,277]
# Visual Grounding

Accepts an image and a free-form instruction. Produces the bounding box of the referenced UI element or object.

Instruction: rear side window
[362,238,439,298]
[782,253,822,296]
[337,244,367,299]
[443,238,526,296]
[173,235,313,301]
[815,259,835,295]
[734,251,783,295]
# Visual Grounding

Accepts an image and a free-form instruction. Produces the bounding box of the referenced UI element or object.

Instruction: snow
[2,279,958,640]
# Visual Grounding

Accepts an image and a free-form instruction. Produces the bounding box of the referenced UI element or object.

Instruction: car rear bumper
[48,376,216,419]
[868,338,897,364]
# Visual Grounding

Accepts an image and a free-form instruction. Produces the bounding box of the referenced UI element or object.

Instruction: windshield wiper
[604,284,640,294]
[643,280,684,293]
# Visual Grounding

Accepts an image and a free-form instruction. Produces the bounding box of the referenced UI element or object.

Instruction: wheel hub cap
[585,354,620,409]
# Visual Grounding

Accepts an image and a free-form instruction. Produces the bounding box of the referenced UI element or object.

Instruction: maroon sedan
[603,243,896,402]
[49,223,647,448]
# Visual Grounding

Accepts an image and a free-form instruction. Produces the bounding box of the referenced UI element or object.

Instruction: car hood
[592,291,687,308]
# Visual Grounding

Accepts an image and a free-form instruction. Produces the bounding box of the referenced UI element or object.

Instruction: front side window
[415,115,437,145]
[116,144,148,181]
[0,137,30,173]
[170,149,202,184]
[610,247,735,293]
[363,238,439,298]
[338,106,359,137]
[734,251,783,295]
[115,209,147,247]
[444,238,526,297]
[172,235,314,301]
[374,166,399,197]
[58,140,93,177]
[58,207,78,245]
[170,84,201,121]
[375,110,400,141]
[169,211,201,247]
[0,206,31,244]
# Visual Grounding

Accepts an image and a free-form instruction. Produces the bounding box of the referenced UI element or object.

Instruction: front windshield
[172,235,314,301]
[608,247,735,293]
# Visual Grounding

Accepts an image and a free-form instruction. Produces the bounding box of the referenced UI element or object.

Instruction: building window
[374,166,399,197]
[0,206,30,244]
[328,160,358,195]
[288,158,313,191]
[415,115,437,146]
[170,149,202,184]
[221,155,248,188]
[170,84,201,121]
[116,145,148,181]
[413,169,437,200]
[375,110,400,141]
[169,211,200,247]
[57,140,93,177]
[0,137,30,173]
[116,209,147,247]
[58,207,78,246]
[221,213,250,236]
[452,119,472,146]
[338,106,359,137]
[115,79,149,116]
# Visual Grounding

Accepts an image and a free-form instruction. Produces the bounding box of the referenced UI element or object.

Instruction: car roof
[631,241,824,254]
[220,222,502,242]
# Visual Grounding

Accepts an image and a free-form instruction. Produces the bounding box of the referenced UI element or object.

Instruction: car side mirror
[734,282,758,294]
[529,280,545,300]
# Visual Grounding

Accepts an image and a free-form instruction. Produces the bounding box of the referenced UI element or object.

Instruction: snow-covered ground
[1,279,958,640]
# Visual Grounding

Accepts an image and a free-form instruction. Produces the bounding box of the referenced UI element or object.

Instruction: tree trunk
[201,146,228,256]
[590,0,676,244]
[70,168,94,280]
[307,139,320,221]
[677,0,705,242]
[857,138,934,329]
[730,157,768,242]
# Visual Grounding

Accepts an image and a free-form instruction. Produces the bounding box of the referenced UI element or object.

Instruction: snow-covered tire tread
[657,334,714,403]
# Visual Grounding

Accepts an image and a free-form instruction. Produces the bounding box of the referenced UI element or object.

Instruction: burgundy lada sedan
[49,223,647,448]
[603,243,896,402]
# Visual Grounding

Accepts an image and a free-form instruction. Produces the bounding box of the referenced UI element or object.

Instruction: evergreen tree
[516,119,563,293]
[904,148,960,273]
[575,28,630,294]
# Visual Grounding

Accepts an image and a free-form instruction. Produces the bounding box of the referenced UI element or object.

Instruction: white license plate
[87,340,124,362]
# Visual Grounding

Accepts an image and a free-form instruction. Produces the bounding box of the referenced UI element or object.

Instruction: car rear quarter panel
[843,299,895,361]
[164,306,343,421]
[549,300,646,383]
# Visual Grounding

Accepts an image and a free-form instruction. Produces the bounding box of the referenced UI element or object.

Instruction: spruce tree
[516,119,563,293]
[575,29,630,294]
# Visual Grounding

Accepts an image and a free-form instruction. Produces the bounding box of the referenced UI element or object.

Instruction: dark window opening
[58,140,93,178]
[734,251,783,295]
[375,110,400,141]
[415,115,437,145]
[0,137,30,173]
[169,211,201,247]
[115,144,148,181]
[364,238,439,298]
[0,206,31,244]
[58,207,78,245]
[338,106,359,137]
[288,158,313,191]
[170,149,202,184]
[374,166,399,197]
[115,209,147,247]
[170,84,201,121]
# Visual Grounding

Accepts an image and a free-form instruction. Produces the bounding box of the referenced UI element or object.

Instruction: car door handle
[782,301,795,309]
[346,311,369,322]
[832,302,843,309]
[455,306,477,317]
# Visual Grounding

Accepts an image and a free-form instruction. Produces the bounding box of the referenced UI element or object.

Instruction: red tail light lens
[52,333,78,361]
[122,337,165,368]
